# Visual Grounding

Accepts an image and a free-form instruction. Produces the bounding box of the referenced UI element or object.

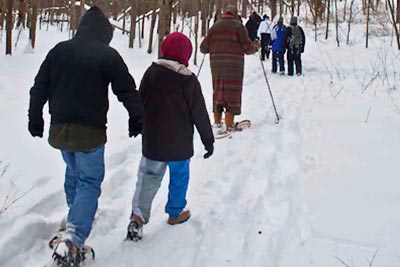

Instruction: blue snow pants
[272,51,285,73]
[61,145,105,248]
[131,156,190,223]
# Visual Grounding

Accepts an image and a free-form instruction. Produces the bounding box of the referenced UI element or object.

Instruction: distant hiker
[284,16,306,76]
[270,17,287,74]
[200,4,259,131]
[245,11,261,41]
[28,6,142,266]
[126,32,214,241]
[257,14,273,60]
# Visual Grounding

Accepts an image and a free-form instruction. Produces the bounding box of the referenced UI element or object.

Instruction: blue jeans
[131,156,190,223]
[61,145,105,248]
[272,51,285,73]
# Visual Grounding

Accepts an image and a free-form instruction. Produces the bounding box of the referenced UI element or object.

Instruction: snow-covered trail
[80,53,310,267]
[1,24,400,267]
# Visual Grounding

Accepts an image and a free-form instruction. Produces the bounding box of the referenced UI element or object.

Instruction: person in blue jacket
[270,17,287,74]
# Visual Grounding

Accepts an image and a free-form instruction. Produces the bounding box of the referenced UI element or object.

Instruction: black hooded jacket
[28,6,141,130]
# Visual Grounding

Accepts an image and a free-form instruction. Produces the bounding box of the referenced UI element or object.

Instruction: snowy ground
[0,19,400,267]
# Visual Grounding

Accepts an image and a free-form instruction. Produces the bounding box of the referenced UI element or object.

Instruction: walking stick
[258,53,280,124]
[196,54,206,77]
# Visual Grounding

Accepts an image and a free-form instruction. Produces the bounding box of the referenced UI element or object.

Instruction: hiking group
[247,11,306,76]
[28,4,305,267]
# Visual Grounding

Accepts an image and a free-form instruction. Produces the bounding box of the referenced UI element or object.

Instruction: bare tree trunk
[147,0,157,53]
[366,0,370,48]
[79,0,85,25]
[0,0,6,30]
[291,0,295,15]
[258,0,263,14]
[307,0,323,41]
[334,0,339,46]
[17,0,26,28]
[388,0,400,49]
[158,0,173,56]
[314,20,317,41]
[325,0,330,39]
[194,11,199,65]
[70,0,76,36]
[137,1,142,48]
[29,0,38,48]
[5,0,12,55]
[121,0,126,34]
[201,0,209,36]
[215,0,222,16]
[362,0,366,14]
[346,0,355,44]
[129,0,138,48]
[343,0,347,21]
[172,1,177,27]
[241,0,247,17]
[140,0,145,39]
[397,0,400,22]
[297,0,301,15]
[270,0,278,20]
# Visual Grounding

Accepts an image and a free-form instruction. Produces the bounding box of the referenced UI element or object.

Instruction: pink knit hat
[161,32,193,66]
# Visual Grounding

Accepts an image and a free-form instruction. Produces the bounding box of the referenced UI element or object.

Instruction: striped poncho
[200,14,259,115]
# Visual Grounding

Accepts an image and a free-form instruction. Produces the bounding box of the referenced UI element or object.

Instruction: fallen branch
[335,256,353,267]
[368,249,378,267]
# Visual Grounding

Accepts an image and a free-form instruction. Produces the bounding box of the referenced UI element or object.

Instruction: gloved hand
[203,144,214,159]
[28,118,44,138]
[129,117,142,138]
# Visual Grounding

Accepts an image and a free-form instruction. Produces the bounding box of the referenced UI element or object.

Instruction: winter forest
[1,0,400,266]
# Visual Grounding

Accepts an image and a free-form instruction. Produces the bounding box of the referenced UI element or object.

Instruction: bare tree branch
[334,256,353,267]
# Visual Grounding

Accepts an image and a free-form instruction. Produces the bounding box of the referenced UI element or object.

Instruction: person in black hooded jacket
[28,6,142,264]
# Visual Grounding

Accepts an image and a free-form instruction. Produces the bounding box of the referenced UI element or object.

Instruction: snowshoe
[212,122,223,129]
[126,215,143,242]
[49,233,63,250]
[52,240,82,267]
[52,240,95,267]
[214,120,251,139]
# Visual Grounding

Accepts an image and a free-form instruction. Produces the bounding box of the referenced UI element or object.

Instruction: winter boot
[225,112,235,130]
[214,112,223,125]
[167,210,191,225]
[126,214,144,242]
[52,240,82,267]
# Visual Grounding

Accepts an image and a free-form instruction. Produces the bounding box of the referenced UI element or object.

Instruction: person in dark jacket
[270,17,287,74]
[245,11,261,41]
[126,32,214,242]
[284,16,306,76]
[28,6,142,264]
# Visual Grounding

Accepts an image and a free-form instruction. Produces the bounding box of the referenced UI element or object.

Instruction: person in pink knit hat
[126,32,214,241]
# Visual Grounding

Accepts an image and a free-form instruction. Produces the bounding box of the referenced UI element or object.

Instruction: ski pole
[258,53,280,124]
[196,54,206,77]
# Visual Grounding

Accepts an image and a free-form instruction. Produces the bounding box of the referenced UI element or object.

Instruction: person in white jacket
[257,15,273,60]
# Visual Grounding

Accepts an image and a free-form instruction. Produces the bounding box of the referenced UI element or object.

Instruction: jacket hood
[75,6,113,44]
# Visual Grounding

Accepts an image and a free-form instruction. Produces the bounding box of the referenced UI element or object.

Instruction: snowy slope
[1,19,400,267]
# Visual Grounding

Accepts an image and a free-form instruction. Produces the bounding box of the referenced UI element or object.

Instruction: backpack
[289,26,302,48]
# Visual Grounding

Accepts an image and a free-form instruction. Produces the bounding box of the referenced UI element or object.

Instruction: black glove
[129,117,142,138]
[28,118,44,138]
[203,144,214,159]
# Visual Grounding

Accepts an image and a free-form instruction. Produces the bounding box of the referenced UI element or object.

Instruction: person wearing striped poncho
[200,4,259,131]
